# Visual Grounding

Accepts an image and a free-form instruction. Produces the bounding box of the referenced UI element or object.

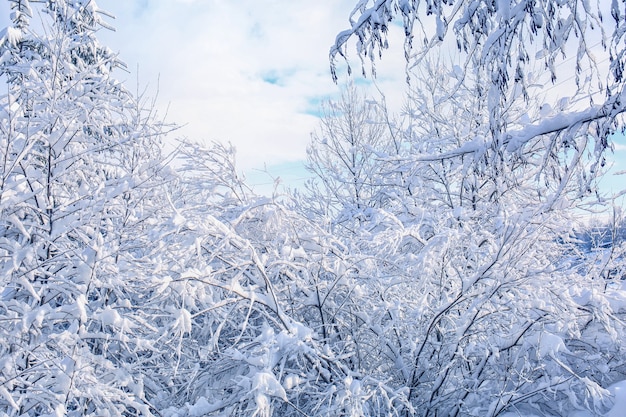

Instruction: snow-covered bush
[300,54,626,414]
[0,1,174,414]
[1,0,625,416]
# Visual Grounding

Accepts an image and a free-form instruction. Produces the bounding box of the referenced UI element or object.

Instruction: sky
[0,0,623,199]
[91,0,407,193]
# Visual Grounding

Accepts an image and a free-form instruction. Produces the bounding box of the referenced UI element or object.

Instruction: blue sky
[0,1,623,198]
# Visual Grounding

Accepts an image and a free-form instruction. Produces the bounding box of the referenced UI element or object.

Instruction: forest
[0,0,626,416]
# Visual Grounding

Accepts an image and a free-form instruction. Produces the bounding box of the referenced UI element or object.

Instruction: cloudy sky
[92,0,407,193]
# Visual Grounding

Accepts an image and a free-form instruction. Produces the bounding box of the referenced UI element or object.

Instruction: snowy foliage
[330,0,626,189]
[0,0,172,414]
[301,58,626,415]
[303,85,404,233]
[0,0,625,416]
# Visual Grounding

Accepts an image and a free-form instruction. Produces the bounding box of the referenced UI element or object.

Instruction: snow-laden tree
[305,85,392,229]
[377,63,626,416]
[137,140,404,417]
[0,2,412,415]
[1,0,624,415]
[0,1,176,414]
[301,53,626,414]
[303,83,422,239]
[331,0,626,193]
[324,3,626,415]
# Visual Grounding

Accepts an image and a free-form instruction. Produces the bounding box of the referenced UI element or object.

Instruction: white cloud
[94,0,407,178]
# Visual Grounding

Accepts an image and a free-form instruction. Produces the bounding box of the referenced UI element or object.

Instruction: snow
[98,307,123,328]
[538,332,570,358]
[187,397,225,417]
[566,380,626,417]
[174,308,192,334]
[252,372,287,401]
[0,386,19,411]
[505,107,602,153]
[2,0,626,416]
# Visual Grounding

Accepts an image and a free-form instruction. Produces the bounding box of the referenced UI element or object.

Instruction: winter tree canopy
[0,0,624,416]
[315,0,626,416]
[330,0,626,193]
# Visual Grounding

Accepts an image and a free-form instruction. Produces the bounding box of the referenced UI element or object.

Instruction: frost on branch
[160,156,406,415]
[0,0,625,415]
[0,0,172,414]
[331,0,626,159]
[300,63,626,415]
